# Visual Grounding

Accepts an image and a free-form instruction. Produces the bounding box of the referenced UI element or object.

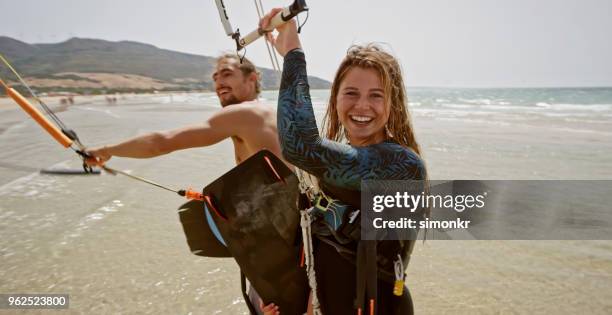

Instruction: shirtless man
[85,54,279,315]
[85,53,283,167]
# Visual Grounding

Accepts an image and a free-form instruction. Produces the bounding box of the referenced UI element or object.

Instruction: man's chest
[230,136,250,164]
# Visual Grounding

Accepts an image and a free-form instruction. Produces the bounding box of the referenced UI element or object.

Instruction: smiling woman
[323,44,421,153]
[334,67,388,146]
[260,7,426,315]
[279,44,426,315]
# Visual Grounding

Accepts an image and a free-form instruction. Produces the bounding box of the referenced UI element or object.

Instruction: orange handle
[1,80,73,148]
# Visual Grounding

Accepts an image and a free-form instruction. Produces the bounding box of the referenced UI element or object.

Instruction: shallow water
[1,89,611,314]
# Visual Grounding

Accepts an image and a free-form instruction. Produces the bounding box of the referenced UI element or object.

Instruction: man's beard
[220,94,241,107]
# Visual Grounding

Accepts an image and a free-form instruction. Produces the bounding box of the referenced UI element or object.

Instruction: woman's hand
[260,8,302,57]
[84,146,112,167]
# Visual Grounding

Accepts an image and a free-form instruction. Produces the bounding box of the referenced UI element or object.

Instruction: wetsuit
[278,49,426,314]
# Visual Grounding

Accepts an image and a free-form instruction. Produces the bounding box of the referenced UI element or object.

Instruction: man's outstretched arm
[85,104,259,165]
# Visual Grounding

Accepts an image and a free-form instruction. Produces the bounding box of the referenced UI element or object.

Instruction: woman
[261,9,426,315]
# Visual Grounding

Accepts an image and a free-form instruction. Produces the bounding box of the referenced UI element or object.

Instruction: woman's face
[336,67,389,147]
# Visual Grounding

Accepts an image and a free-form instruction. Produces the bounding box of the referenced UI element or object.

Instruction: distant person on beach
[85,53,284,315]
[105,96,117,105]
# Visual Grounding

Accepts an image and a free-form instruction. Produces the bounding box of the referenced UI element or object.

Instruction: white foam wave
[480,104,531,111]
[0,172,39,195]
[434,117,512,126]
[536,103,612,112]
[458,98,493,105]
[59,200,124,245]
[547,127,612,136]
[536,102,551,108]
[73,106,121,118]
[441,104,476,109]
[0,121,28,135]
[0,160,72,198]
[562,117,611,124]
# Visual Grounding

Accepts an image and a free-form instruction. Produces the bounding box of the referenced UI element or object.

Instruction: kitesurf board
[178,199,231,257]
[178,150,308,314]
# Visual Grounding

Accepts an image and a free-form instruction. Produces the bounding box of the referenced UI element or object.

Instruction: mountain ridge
[0,36,331,94]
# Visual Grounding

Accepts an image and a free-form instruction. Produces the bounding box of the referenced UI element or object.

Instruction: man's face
[212,58,255,107]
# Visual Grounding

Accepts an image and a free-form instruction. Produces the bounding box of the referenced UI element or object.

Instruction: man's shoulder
[223,101,275,116]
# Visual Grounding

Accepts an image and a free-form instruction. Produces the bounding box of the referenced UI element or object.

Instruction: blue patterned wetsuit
[278,49,425,314]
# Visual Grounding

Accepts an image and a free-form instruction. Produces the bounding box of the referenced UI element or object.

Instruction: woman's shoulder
[368,141,426,179]
[370,140,422,160]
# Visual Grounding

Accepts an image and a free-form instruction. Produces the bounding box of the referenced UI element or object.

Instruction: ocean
[1,87,611,314]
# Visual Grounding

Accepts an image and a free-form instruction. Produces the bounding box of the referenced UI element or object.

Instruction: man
[86,54,280,315]
[86,53,283,166]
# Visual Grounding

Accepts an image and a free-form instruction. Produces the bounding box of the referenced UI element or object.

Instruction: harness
[302,189,413,315]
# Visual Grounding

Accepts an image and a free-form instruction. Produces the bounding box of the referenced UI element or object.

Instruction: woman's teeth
[350,115,373,123]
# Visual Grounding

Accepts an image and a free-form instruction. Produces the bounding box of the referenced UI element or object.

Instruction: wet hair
[322,43,423,157]
[216,53,262,95]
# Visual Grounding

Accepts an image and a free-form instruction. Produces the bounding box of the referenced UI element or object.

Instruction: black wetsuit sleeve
[278,49,426,190]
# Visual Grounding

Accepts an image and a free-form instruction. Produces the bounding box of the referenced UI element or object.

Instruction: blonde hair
[322,44,423,157]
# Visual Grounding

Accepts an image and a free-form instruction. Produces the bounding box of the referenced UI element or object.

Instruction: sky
[1,0,611,87]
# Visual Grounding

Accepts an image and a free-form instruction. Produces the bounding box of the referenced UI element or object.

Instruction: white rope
[253,0,281,71]
[301,209,322,315]
[257,0,282,71]
[296,168,319,200]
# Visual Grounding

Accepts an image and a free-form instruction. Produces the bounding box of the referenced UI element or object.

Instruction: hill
[0,36,331,94]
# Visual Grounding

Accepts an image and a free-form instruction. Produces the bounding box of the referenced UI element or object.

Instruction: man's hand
[85,146,112,167]
[260,8,302,57]
[260,299,280,315]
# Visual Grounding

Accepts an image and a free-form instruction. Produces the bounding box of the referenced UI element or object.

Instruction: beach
[1,88,611,314]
